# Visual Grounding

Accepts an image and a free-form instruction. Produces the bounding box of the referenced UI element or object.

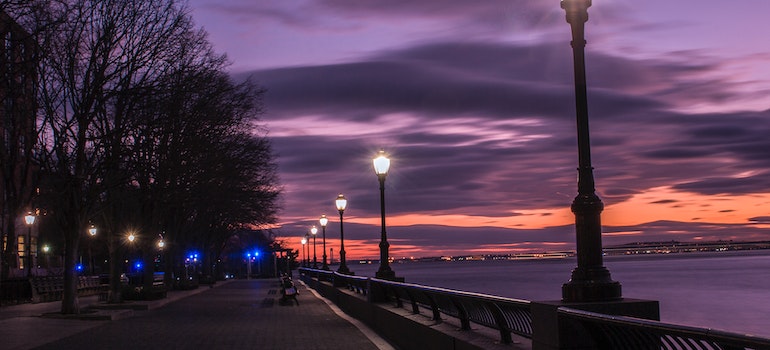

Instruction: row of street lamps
[298,0,622,300]
[25,213,168,276]
[299,150,401,281]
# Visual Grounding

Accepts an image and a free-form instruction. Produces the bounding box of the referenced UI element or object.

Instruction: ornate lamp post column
[335,194,351,274]
[320,215,329,270]
[310,226,318,268]
[24,212,36,277]
[373,150,398,280]
[560,0,621,302]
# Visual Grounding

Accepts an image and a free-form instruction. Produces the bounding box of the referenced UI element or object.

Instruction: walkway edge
[299,280,396,350]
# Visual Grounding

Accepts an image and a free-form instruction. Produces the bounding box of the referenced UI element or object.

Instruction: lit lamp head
[310,226,318,235]
[320,214,328,227]
[335,194,347,214]
[88,224,97,236]
[24,212,35,225]
[561,0,591,23]
[43,245,50,253]
[158,239,165,249]
[127,232,136,242]
[301,238,307,245]
[373,150,390,180]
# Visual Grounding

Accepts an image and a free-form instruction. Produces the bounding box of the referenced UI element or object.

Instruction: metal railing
[375,278,533,343]
[299,267,770,349]
[299,267,532,344]
[559,307,770,350]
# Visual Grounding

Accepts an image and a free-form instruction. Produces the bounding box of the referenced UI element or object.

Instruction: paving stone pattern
[32,280,381,350]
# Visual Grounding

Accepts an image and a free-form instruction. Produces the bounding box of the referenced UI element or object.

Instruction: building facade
[0,9,39,278]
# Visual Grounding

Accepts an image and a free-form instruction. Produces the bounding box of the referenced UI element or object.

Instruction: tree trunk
[1,218,17,279]
[107,232,122,303]
[142,250,154,299]
[60,231,80,314]
[163,245,175,291]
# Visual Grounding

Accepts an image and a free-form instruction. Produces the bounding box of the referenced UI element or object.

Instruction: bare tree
[128,57,280,289]
[34,0,197,314]
[7,0,280,313]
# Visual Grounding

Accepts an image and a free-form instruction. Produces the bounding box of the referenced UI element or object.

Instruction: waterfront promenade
[0,279,393,350]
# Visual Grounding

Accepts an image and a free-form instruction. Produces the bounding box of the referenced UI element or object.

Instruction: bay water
[348,250,770,338]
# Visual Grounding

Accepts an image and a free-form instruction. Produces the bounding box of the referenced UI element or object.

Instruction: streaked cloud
[189,0,770,258]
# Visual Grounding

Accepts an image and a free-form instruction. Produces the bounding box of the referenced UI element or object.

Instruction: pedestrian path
[0,279,393,350]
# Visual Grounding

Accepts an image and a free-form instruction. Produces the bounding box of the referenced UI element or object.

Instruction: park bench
[30,276,108,303]
[151,272,167,298]
[279,275,298,305]
[124,272,167,300]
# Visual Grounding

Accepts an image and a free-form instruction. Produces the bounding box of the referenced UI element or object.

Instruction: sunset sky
[187,0,770,259]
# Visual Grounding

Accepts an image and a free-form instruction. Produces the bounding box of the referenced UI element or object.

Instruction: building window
[17,235,26,269]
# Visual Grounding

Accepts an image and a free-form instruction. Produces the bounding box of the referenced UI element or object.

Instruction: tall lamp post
[560,0,621,302]
[300,237,307,267]
[42,244,50,271]
[335,194,351,274]
[88,224,97,275]
[126,232,136,274]
[373,150,398,280]
[320,215,329,270]
[157,234,165,276]
[310,226,318,268]
[246,253,253,278]
[24,212,35,277]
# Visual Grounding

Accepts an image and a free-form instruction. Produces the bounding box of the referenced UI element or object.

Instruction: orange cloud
[280,186,770,259]
[603,186,770,226]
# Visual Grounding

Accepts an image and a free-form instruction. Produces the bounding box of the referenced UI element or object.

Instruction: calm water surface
[348,250,770,338]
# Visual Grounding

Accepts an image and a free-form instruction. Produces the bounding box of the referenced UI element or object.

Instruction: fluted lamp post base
[562,267,622,302]
[375,268,404,282]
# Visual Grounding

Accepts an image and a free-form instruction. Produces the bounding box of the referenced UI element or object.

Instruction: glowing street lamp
[127,232,136,243]
[24,212,35,225]
[335,194,351,274]
[87,224,97,275]
[372,150,398,280]
[559,0,621,302]
[42,244,50,270]
[320,214,329,270]
[301,237,307,267]
[310,226,318,268]
[24,212,35,277]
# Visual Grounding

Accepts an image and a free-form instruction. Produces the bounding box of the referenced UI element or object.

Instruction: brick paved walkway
[1,279,389,350]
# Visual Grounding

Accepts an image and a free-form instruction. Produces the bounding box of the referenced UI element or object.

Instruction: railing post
[368,278,389,303]
[451,298,471,331]
[332,272,344,288]
[424,293,441,322]
[404,289,419,314]
[532,301,659,350]
[366,278,373,303]
[486,302,513,344]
